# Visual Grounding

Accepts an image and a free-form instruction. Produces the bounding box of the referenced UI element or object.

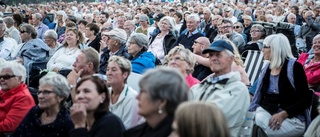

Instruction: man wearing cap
[225,7,237,24]
[191,37,213,81]
[190,40,250,137]
[98,28,130,74]
[172,13,203,51]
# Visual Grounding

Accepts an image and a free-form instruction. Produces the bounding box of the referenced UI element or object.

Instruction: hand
[67,68,83,85]
[70,103,87,128]
[99,40,107,51]
[178,43,184,47]
[16,57,23,64]
[268,111,288,130]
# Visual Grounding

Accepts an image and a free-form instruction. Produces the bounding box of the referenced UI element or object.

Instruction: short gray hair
[139,66,188,115]
[313,34,320,43]
[187,13,200,22]
[108,56,132,82]
[44,30,58,40]
[33,13,43,21]
[39,74,70,107]
[3,17,14,26]
[158,16,176,33]
[130,33,148,50]
[167,46,196,74]
[0,61,26,83]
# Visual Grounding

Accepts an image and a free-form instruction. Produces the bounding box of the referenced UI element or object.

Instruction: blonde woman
[169,102,230,137]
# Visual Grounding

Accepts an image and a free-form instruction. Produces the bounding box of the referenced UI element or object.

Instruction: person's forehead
[0,68,13,74]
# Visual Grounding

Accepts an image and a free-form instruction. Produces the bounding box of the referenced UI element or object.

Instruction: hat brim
[202,47,225,54]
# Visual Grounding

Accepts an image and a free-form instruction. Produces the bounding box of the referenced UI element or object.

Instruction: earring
[158,106,163,114]
[100,100,104,103]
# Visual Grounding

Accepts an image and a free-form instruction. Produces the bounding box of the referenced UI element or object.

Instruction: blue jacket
[130,51,156,74]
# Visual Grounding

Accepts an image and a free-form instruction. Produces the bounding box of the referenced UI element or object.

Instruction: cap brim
[202,47,225,54]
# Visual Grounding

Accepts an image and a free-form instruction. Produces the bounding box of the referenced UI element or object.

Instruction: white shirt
[109,84,142,129]
[46,46,81,71]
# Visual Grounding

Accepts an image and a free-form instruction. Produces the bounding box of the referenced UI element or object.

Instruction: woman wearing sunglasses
[238,24,265,58]
[0,61,35,135]
[12,74,73,137]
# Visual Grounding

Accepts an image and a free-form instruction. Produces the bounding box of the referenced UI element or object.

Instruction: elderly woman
[249,34,313,136]
[70,76,125,137]
[54,10,67,38]
[106,56,141,129]
[297,34,320,120]
[11,74,74,137]
[239,24,265,57]
[99,28,130,74]
[128,33,156,74]
[47,28,83,72]
[167,46,200,88]
[124,67,188,137]
[148,16,177,63]
[169,102,230,137]
[0,61,35,134]
[16,24,50,68]
[44,30,61,58]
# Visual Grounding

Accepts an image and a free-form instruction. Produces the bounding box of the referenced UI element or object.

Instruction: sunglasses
[233,26,241,29]
[0,75,16,80]
[20,30,27,33]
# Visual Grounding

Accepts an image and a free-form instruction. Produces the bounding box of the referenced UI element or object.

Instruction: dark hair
[86,23,100,36]
[101,12,109,19]
[291,6,299,12]
[76,76,110,118]
[20,24,37,39]
[13,14,23,27]
[78,19,88,26]
[175,12,183,21]
[221,19,233,26]
[67,15,77,23]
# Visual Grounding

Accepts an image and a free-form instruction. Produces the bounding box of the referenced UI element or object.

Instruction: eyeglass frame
[0,75,17,80]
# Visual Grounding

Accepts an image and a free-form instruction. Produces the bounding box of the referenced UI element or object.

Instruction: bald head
[192,37,210,55]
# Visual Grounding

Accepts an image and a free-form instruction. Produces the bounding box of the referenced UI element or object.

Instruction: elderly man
[173,13,203,51]
[219,19,245,48]
[98,28,130,74]
[67,47,101,98]
[206,15,222,43]
[199,7,212,35]
[298,11,320,51]
[191,37,212,81]
[0,20,16,60]
[225,7,237,23]
[32,13,49,41]
[3,17,22,44]
[243,15,253,42]
[190,40,250,137]
[287,13,301,38]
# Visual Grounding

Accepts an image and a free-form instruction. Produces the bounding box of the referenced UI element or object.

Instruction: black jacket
[149,31,177,55]
[87,35,101,52]
[123,115,173,137]
[99,45,130,74]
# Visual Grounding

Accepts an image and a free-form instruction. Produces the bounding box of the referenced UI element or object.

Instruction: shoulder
[99,111,124,127]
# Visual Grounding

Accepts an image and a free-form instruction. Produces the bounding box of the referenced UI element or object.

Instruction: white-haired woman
[249,34,313,136]
[44,30,61,58]
[12,74,74,137]
[54,10,67,38]
[148,16,177,63]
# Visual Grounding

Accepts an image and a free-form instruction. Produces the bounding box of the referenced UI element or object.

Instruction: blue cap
[202,40,234,54]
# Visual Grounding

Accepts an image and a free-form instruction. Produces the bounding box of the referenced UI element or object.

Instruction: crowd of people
[0,0,320,136]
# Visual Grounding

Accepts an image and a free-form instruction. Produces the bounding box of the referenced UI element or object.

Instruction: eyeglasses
[169,57,185,62]
[263,45,270,48]
[233,26,241,29]
[194,41,203,45]
[37,90,54,96]
[250,30,262,33]
[0,75,16,80]
[20,30,27,33]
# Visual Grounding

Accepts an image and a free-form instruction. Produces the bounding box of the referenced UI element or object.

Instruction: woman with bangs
[47,28,84,73]
[249,34,312,136]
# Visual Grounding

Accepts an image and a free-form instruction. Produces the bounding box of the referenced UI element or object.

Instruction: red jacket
[297,53,320,86]
[0,84,35,133]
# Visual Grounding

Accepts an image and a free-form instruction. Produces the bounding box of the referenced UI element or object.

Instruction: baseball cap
[153,13,165,22]
[102,28,127,42]
[202,40,234,54]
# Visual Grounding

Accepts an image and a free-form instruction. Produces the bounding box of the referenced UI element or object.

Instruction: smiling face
[75,80,105,111]
[0,68,22,91]
[168,53,189,75]
[313,37,320,55]
[159,19,171,32]
[65,30,78,45]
